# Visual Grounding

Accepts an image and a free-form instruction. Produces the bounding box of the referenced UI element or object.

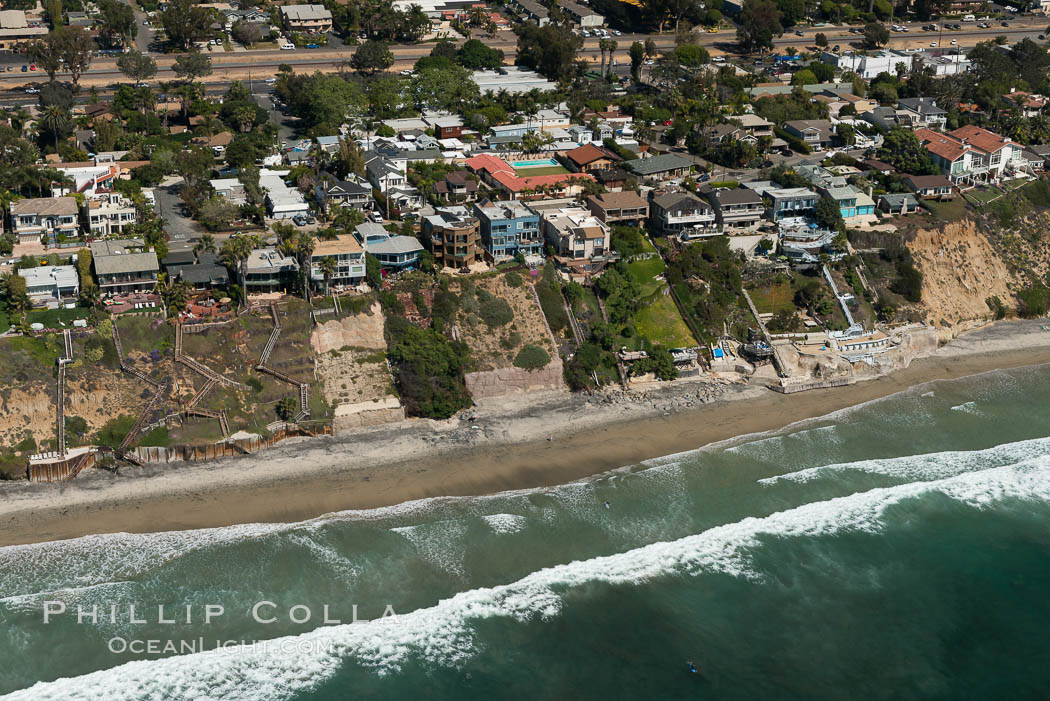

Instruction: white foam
[481,514,527,534]
[759,436,1050,485]
[11,458,1050,701]
[950,401,980,415]
[391,519,469,578]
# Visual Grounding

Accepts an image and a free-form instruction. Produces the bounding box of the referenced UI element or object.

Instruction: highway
[0,17,1044,102]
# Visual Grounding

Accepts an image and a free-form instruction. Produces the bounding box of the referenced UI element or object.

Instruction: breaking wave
[10,456,1050,701]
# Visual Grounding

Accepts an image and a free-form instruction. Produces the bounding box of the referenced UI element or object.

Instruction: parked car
[293,215,307,226]
[370,211,383,223]
[20,65,26,72]
[305,43,319,49]
[24,85,39,94]
[711,56,725,63]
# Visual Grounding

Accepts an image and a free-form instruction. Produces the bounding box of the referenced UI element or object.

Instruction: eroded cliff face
[906,219,1016,341]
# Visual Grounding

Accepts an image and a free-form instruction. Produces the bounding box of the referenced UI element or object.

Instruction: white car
[711,56,725,63]
[280,43,295,50]
[24,86,39,94]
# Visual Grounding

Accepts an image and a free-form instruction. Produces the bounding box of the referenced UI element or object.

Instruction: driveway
[154,177,204,250]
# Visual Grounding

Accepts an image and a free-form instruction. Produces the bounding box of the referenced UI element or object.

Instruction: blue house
[823,185,876,219]
[474,200,543,262]
[488,123,540,140]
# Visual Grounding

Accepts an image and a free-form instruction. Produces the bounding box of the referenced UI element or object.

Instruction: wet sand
[2,320,1050,547]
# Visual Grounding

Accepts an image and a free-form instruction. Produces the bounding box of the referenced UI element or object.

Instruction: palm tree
[232,105,256,133]
[39,104,69,153]
[194,233,216,255]
[606,40,618,78]
[318,256,337,296]
[294,230,316,300]
[220,234,261,302]
[78,283,100,308]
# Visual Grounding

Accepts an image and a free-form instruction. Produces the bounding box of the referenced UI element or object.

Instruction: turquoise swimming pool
[510,158,560,168]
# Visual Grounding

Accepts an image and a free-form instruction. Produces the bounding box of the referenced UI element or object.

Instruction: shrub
[479,298,514,327]
[94,415,136,449]
[386,316,471,419]
[890,260,923,303]
[514,344,550,370]
[246,376,264,393]
[138,427,171,447]
[501,331,522,349]
[536,264,568,331]
[1021,179,1050,208]
[505,271,523,287]
[1017,283,1050,318]
[986,295,1007,320]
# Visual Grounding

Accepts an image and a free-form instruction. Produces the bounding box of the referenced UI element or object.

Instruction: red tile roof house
[561,143,622,173]
[1003,90,1046,118]
[915,126,1024,187]
[464,154,595,200]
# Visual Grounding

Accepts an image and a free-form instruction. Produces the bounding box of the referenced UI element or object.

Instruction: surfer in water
[604,501,611,509]
[687,661,698,674]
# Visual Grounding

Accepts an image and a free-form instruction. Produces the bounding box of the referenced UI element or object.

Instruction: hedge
[514,344,550,370]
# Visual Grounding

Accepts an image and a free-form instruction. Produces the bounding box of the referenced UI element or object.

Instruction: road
[0,17,1042,105]
[0,17,1044,93]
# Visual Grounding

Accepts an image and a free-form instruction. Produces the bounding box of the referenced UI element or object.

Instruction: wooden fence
[128,424,332,465]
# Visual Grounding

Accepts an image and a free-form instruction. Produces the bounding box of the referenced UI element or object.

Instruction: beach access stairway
[255,302,311,422]
[55,329,74,457]
[112,322,162,388]
[65,450,93,480]
[174,320,244,389]
[118,379,171,464]
[740,289,792,378]
[822,264,856,329]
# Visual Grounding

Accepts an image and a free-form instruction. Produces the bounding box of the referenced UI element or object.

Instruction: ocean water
[5,365,1050,699]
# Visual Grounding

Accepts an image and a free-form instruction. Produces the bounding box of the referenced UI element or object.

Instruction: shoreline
[3,319,1050,548]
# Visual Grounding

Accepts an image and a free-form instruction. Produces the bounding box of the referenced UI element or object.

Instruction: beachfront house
[474,199,543,262]
[310,235,366,291]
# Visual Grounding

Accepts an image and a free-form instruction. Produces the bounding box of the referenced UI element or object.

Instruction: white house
[19,265,79,304]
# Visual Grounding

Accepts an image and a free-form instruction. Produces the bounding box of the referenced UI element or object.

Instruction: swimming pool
[510,158,560,168]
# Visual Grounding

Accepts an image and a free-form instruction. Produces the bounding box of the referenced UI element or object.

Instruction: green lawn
[922,198,968,222]
[627,256,667,297]
[513,166,570,176]
[633,292,695,348]
[747,283,795,315]
[967,187,1001,205]
[622,254,696,348]
[0,307,9,333]
[25,306,95,329]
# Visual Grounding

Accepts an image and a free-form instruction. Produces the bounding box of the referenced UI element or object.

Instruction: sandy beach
[2,319,1050,547]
